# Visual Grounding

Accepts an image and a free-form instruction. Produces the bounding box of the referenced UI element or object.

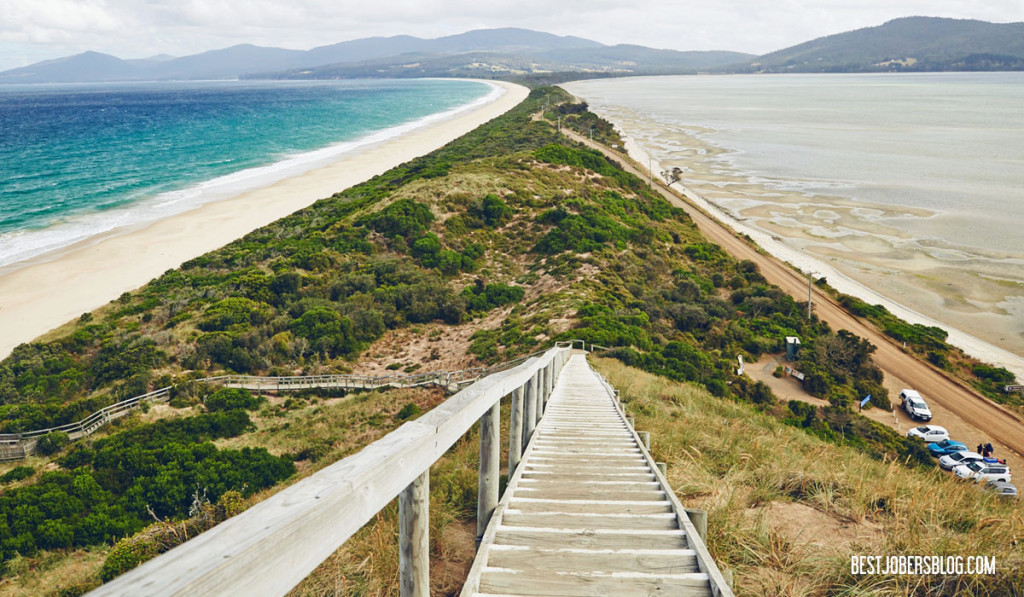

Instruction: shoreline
[614,130,1024,381]
[0,79,505,272]
[0,80,529,360]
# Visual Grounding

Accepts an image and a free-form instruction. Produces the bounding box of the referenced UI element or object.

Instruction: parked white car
[953,460,1011,483]
[938,450,985,470]
[907,425,949,443]
[900,389,932,422]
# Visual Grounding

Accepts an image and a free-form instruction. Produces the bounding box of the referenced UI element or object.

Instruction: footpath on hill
[558,124,1024,473]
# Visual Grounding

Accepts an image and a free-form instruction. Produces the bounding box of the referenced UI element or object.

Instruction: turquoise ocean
[0,79,494,269]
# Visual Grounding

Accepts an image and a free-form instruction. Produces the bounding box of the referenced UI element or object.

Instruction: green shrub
[462,283,526,312]
[396,402,422,421]
[204,388,263,412]
[35,431,70,455]
[0,466,34,484]
[197,297,274,332]
[972,364,1015,384]
[99,527,163,582]
[466,194,513,228]
[359,198,434,239]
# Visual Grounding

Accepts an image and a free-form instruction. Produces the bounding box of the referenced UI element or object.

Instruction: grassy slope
[594,357,1024,596]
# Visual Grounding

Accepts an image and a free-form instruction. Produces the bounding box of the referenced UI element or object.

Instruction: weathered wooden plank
[520,475,655,483]
[508,499,673,515]
[500,511,678,531]
[513,486,666,501]
[526,456,647,467]
[477,569,711,597]
[485,545,700,575]
[400,471,429,597]
[530,448,642,457]
[508,386,524,474]
[532,442,634,450]
[518,479,662,490]
[525,464,649,473]
[478,402,500,545]
[493,527,687,550]
[523,373,537,446]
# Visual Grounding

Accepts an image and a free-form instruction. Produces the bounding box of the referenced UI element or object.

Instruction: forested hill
[735,16,1024,72]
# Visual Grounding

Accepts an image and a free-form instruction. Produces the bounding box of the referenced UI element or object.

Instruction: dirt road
[560,125,1024,471]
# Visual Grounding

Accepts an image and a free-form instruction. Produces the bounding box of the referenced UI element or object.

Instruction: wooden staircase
[463,354,731,596]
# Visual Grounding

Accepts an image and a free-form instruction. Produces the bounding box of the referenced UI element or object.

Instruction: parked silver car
[982,481,1018,499]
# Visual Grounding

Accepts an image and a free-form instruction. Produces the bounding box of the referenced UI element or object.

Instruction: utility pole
[648,157,653,188]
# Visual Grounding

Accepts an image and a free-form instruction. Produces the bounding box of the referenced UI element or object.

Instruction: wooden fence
[0,341,592,461]
[86,344,574,596]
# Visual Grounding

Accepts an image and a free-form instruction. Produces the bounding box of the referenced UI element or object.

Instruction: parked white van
[900,389,932,422]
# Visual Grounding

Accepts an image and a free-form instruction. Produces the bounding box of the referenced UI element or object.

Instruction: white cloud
[0,0,1021,70]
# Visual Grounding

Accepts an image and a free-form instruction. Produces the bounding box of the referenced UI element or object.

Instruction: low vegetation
[836,293,1019,407]
[596,357,1023,596]
[1,86,1020,595]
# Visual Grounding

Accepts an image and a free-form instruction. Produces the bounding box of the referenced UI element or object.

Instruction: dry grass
[0,547,106,597]
[591,356,1024,596]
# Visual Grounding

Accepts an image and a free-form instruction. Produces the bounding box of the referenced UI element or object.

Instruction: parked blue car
[928,439,968,457]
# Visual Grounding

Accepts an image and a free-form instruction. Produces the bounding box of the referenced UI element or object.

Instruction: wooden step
[477,568,711,596]
[521,471,656,482]
[509,498,674,515]
[492,526,689,550]
[513,486,665,502]
[501,510,678,531]
[484,545,700,575]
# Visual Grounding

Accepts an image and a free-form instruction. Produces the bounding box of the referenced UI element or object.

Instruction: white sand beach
[0,80,529,359]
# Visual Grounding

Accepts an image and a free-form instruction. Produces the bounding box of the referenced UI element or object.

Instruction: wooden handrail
[87,346,571,597]
[0,341,594,460]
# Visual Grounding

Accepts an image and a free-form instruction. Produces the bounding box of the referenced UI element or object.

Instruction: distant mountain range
[741,17,1024,73]
[0,28,748,84]
[2,17,1022,85]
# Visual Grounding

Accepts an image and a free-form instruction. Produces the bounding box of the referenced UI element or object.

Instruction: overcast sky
[1,0,1022,72]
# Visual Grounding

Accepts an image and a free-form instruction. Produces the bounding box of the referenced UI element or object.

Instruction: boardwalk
[464,354,731,596]
[87,347,731,596]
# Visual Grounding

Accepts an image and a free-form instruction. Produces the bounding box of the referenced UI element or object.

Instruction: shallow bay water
[566,73,1024,369]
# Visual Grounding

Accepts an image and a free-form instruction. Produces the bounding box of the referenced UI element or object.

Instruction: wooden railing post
[400,470,429,597]
[477,402,500,549]
[546,361,554,405]
[538,366,547,414]
[509,386,524,473]
[524,375,537,446]
[533,370,543,429]
[685,508,708,544]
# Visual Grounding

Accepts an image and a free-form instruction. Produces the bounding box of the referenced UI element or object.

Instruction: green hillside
[739,17,1024,73]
